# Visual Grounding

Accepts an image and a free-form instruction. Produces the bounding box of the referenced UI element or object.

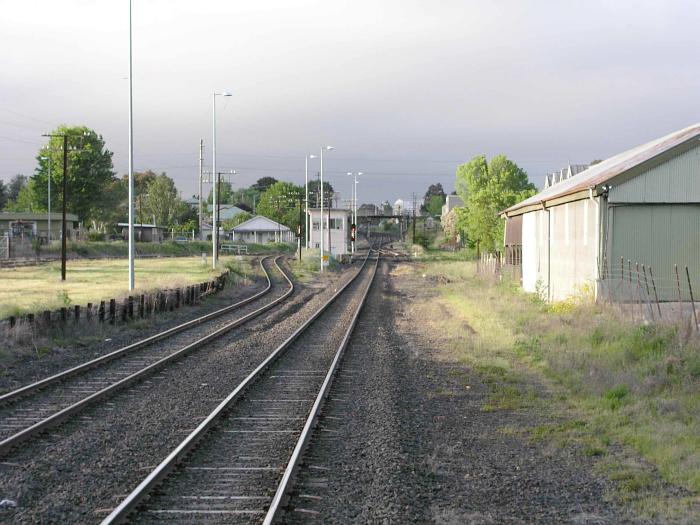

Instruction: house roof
[232,215,290,232]
[219,206,246,220]
[503,122,700,216]
[0,211,79,221]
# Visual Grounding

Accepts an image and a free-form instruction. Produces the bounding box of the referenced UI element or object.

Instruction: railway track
[101,243,382,524]
[0,255,295,456]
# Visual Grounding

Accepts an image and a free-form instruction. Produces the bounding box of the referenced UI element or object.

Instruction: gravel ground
[129,256,378,524]
[282,259,630,524]
[0,258,269,394]
[0,260,360,523]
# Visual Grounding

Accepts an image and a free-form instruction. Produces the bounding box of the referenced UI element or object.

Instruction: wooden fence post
[685,266,698,332]
[87,303,93,322]
[675,264,683,323]
[128,296,134,319]
[176,289,181,308]
[121,299,128,322]
[99,301,105,323]
[74,305,80,323]
[43,310,51,326]
[139,295,145,318]
[109,299,116,324]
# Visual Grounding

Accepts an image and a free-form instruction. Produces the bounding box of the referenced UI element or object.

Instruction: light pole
[127,0,135,290]
[40,155,52,242]
[212,90,232,269]
[304,154,317,250]
[355,171,363,248]
[319,146,333,272]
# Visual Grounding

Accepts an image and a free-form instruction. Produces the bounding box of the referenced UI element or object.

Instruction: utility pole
[198,139,204,239]
[43,131,85,281]
[412,192,417,243]
[61,135,67,280]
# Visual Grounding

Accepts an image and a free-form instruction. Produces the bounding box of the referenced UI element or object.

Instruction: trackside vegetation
[414,259,700,520]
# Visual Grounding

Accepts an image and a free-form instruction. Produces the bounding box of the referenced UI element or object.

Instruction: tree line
[0,124,338,237]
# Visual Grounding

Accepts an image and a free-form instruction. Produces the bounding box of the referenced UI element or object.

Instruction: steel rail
[100,247,376,525]
[0,256,295,457]
[263,244,381,524]
[0,256,278,405]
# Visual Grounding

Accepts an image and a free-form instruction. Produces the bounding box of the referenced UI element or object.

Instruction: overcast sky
[2,0,700,204]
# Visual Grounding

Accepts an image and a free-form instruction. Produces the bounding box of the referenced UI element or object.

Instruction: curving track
[101,242,383,524]
[0,255,295,456]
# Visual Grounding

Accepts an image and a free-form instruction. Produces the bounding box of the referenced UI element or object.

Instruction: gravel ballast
[0,259,360,523]
[282,260,628,524]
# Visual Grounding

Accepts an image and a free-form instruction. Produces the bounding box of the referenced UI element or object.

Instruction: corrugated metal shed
[504,122,700,216]
[609,143,700,203]
[504,214,522,244]
[609,204,700,300]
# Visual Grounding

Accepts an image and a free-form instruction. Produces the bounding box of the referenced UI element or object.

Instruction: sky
[2,0,700,205]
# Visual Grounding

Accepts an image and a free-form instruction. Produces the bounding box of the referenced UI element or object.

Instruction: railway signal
[350,223,356,242]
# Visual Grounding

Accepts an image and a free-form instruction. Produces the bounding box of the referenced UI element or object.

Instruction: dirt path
[285,260,629,524]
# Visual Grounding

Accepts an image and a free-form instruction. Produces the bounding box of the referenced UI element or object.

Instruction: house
[307,208,351,256]
[231,215,294,244]
[117,223,167,242]
[501,122,700,302]
[0,212,79,240]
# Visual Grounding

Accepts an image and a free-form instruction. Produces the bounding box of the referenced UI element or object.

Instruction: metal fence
[476,252,700,332]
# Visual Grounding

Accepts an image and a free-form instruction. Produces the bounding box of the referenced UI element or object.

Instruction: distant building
[0,212,79,240]
[441,194,464,216]
[502,122,700,302]
[218,205,246,221]
[307,208,351,256]
[393,199,405,215]
[357,203,379,217]
[231,215,293,244]
[117,223,167,243]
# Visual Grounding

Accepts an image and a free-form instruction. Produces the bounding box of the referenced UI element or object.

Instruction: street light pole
[40,155,52,242]
[304,154,316,250]
[212,90,232,269]
[127,0,135,290]
[319,146,333,272]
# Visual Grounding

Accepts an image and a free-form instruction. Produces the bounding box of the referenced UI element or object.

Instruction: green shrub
[88,231,106,242]
[604,384,630,410]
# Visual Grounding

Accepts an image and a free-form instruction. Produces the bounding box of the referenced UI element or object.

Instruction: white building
[308,208,351,256]
[231,215,294,244]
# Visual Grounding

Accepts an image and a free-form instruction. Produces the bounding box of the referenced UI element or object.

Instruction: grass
[411,260,700,519]
[0,256,248,318]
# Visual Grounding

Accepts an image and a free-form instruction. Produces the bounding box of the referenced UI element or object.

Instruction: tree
[143,173,181,226]
[252,177,278,193]
[256,181,304,229]
[8,174,27,202]
[423,183,446,203]
[306,179,334,207]
[31,126,116,222]
[0,179,7,210]
[425,195,444,217]
[422,183,446,214]
[455,154,535,252]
